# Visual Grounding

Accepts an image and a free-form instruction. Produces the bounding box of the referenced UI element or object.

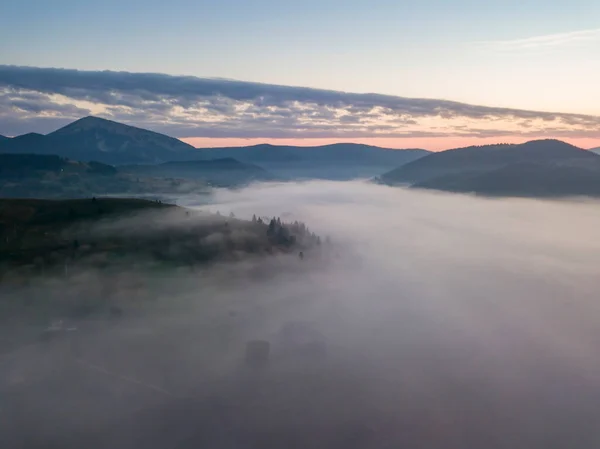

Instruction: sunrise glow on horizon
[1,0,599,147]
[183,136,599,151]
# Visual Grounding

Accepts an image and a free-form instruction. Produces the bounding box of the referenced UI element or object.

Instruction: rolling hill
[378,139,600,198]
[0,197,319,290]
[195,143,430,180]
[121,158,277,186]
[380,140,600,185]
[414,161,600,197]
[0,134,9,141]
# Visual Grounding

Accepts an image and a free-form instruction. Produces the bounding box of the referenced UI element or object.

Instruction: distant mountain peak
[12,132,46,142]
[520,139,581,150]
[74,115,108,123]
[247,143,276,149]
[16,132,45,138]
[73,115,115,125]
[50,115,145,135]
[1,116,196,164]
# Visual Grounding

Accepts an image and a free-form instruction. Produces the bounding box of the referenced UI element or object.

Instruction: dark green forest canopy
[0,197,321,281]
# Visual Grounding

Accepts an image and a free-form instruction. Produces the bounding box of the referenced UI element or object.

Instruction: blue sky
[1,0,598,148]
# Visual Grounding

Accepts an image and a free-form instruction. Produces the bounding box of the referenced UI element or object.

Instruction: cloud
[478,28,600,51]
[0,65,599,139]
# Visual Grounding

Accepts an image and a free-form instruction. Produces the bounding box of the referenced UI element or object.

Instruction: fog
[4,181,600,448]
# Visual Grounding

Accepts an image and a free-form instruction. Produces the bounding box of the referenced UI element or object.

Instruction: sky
[1,0,599,150]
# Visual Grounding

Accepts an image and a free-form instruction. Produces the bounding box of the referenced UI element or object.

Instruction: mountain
[121,158,277,186]
[0,117,197,164]
[377,139,600,198]
[8,132,46,147]
[589,147,600,155]
[195,143,428,164]
[194,143,430,180]
[0,117,429,178]
[380,140,599,186]
[0,134,9,141]
[414,161,600,197]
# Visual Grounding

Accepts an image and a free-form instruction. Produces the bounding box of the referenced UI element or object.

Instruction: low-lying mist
[4,180,600,448]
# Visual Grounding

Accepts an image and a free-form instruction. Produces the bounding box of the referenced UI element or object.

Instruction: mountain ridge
[194,142,430,179]
[380,139,597,185]
[0,116,431,178]
[414,161,600,197]
[377,139,600,198]
[121,157,277,186]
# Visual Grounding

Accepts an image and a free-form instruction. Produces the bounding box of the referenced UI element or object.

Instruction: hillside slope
[380,140,599,185]
[0,197,319,286]
[0,153,116,178]
[195,143,430,180]
[0,153,208,198]
[414,161,600,197]
[196,142,428,164]
[121,158,277,186]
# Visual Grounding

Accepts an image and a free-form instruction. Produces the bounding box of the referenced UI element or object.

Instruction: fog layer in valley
[4,181,600,448]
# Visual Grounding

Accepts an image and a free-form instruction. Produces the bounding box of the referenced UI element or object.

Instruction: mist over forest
[3,180,600,448]
[2,0,599,443]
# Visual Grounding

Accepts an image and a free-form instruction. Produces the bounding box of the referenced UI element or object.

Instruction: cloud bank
[1,65,599,140]
[5,181,600,448]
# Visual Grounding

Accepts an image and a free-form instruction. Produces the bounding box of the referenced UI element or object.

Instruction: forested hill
[0,197,322,284]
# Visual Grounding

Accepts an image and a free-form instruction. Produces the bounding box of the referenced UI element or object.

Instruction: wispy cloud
[0,65,599,139]
[478,28,600,51]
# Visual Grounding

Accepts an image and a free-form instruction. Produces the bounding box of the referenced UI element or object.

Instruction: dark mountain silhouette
[195,143,429,180]
[0,134,9,141]
[8,132,46,146]
[197,143,303,163]
[380,140,599,186]
[196,142,427,164]
[0,117,197,164]
[0,117,429,178]
[377,139,600,198]
[414,162,600,197]
[121,158,277,186]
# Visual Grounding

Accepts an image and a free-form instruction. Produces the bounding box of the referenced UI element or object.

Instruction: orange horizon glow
[181,136,599,151]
